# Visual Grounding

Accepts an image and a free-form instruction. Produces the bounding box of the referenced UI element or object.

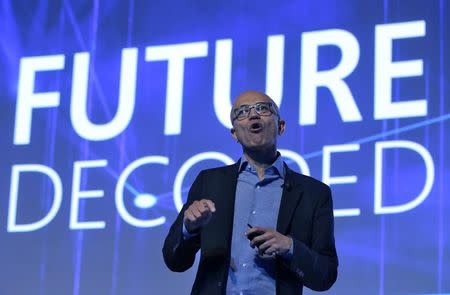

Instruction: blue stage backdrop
[0,1,449,294]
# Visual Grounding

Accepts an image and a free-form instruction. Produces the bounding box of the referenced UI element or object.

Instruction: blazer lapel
[276,165,304,234]
[205,162,240,252]
[219,162,240,223]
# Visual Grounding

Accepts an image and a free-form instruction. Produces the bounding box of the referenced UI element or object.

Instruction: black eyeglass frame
[231,101,279,123]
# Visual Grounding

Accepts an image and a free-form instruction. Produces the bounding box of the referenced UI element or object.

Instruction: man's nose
[248,107,260,119]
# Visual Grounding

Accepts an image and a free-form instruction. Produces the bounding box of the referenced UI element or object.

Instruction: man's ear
[278,120,286,135]
[230,128,238,142]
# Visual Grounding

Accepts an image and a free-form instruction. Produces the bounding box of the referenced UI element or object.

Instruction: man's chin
[243,142,273,153]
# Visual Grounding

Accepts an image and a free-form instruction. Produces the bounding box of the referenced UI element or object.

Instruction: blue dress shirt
[226,154,285,295]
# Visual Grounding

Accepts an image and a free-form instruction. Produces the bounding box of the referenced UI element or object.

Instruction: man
[163,91,338,294]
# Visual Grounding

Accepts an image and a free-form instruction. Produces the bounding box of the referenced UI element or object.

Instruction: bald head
[230,91,280,124]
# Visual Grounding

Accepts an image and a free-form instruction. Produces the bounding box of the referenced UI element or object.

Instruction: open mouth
[249,122,263,133]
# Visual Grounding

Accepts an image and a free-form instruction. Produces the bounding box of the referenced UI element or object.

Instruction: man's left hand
[246,227,292,256]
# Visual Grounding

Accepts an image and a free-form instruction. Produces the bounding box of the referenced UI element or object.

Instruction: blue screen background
[0,1,449,294]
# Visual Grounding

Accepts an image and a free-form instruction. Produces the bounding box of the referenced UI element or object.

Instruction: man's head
[230,91,285,153]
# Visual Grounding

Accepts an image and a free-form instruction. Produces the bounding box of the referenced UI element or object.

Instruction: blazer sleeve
[285,185,338,291]
[162,171,204,272]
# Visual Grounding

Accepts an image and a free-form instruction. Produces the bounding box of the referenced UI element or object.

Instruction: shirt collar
[238,152,285,179]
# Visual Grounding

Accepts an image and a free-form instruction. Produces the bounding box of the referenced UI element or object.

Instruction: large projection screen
[0,1,449,294]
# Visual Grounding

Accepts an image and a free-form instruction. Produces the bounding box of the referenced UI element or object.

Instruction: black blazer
[163,161,338,295]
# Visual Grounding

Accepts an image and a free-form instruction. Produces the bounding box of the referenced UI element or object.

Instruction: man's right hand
[183,199,216,233]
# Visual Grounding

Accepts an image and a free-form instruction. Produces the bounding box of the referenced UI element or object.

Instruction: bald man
[163,91,338,295]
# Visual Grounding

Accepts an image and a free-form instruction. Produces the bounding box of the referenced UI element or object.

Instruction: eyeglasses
[232,102,278,122]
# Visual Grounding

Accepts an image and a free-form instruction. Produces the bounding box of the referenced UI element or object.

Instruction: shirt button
[242,263,247,268]
[252,210,256,215]
[256,185,260,189]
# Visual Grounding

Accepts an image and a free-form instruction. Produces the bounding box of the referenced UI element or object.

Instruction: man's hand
[246,227,292,256]
[183,199,216,233]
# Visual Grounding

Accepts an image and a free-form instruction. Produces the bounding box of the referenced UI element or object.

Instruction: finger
[264,245,278,256]
[250,233,270,249]
[192,201,209,214]
[251,231,273,245]
[184,210,196,223]
[257,237,276,252]
[203,199,216,213]
[195,201,211,214]
[195,204,207,215]
[192,201,205,210]
[190,206,203,219]
[246,227,266,237]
